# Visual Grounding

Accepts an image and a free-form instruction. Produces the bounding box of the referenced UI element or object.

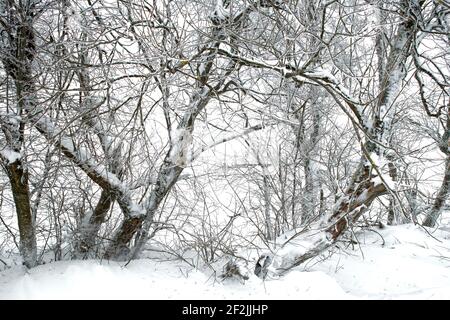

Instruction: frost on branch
[169,128,193,167]
[210,0,230,25]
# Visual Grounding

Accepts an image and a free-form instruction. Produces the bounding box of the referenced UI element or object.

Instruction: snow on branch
[0,147,21,165]
[213,48,367,129]
[32,114,144,218]
[169,127,193,167]
[191,123,268,162]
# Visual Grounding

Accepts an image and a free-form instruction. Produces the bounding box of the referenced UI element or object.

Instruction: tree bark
[423,157,450,227]
[325,162,387,240]
[75,189,114,258]
[423,108,450,227]
[0,2,38,268]
[4,159,37,268]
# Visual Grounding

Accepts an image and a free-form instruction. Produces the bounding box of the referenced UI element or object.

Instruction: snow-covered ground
[0,224,449,299]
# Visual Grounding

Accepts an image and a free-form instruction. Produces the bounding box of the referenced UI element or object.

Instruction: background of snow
[0,224,448,300]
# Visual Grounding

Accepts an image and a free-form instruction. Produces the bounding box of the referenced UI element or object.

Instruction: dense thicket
[0,0,448,275]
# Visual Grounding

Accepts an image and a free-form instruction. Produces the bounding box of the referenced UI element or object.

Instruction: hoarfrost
[169,128,193,167]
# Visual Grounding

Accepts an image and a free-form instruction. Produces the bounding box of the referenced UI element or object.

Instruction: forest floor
[0,224,449,299]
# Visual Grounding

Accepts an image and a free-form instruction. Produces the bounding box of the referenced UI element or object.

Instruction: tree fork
[103,216,143,260]
[76,189,114,257]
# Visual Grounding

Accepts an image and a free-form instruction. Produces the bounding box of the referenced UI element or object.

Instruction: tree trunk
[5,160,37,268]
[423,108,450,227]
[325,162,387,240]
[302,104,320,224]
[0,3,38,268]
[103,37,216,259]
[103,162,183,260]
[276,160,387,275]
[423,157,450,227]
[75,189,114,258]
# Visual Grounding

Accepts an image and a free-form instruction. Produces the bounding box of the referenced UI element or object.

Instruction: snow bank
[0,259,350,299]
[0,224,449,299]
[314,224,450,299]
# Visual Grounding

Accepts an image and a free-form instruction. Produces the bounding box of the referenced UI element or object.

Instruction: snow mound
[0,224,448,299]
[0,259,349,299]
[313,224,450,299]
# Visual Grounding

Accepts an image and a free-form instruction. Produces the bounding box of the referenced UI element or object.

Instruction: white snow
[0,148,21,164]
[169,128,193,166]
[0,260,349,299]
[60,137,75,152]
[314,224,450,299]
[212,0,230,21]
[0,224,449,299]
